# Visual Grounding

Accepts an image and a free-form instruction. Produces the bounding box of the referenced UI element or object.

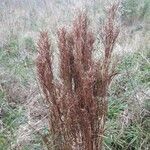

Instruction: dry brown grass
[36,3,119,150]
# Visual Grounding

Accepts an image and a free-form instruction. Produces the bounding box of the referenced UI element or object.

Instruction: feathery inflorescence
[36,4,119,150]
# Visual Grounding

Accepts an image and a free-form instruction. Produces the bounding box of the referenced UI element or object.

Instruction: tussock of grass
[0,0,149,150]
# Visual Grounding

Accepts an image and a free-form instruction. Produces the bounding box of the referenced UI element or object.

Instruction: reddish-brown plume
[36,4,119,150]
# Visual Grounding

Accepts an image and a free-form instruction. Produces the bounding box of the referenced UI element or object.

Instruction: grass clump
[36,3,120,150]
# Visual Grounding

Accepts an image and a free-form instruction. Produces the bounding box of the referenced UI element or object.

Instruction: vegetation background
[0,0,149,149]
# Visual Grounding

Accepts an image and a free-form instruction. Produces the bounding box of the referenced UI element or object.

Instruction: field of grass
[0,0,149,150]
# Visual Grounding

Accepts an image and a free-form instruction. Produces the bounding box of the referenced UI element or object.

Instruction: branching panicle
[36,4,119,150]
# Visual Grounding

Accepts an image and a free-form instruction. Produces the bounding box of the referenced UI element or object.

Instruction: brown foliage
[36,4,119,150]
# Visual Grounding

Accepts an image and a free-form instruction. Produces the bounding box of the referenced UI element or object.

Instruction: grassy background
[0,0,150,149]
